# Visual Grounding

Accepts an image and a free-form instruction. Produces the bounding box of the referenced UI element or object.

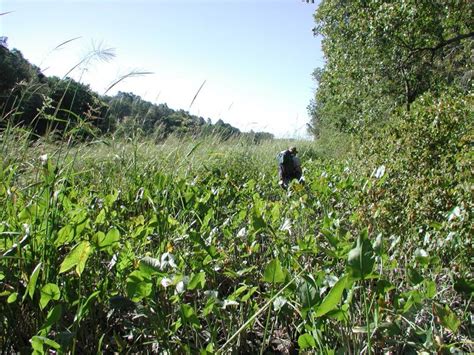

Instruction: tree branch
[415,31,474,53]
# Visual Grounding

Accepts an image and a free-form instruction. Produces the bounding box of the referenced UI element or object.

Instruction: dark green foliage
[358,90,473,264]
[0,137,472,353]
[309,0,473,133]
[0,48,41,94]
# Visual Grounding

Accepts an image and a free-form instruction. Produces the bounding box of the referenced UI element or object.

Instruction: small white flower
[280,218,292,232]
[273,296,287,311]
[237,227,247,238]
[175,280,185,294]
[175,276,189,294]
[448,206,462,222]
[39,154,48,166]
[22,223,30,236]
[108,254,118,270]
[423,233,431,246]
[373,165,386,179]
[221,299,239,309]
[414,248,428,259]
[160,277,173,289]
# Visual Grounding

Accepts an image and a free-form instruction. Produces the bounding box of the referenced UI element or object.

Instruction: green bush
[358,90,473,263]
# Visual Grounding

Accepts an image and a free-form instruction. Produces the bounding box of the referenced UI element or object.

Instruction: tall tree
[310,0,473,135]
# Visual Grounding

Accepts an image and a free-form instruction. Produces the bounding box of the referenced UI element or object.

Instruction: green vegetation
[1,127,472,353]
[1,1,473,353]
[308,0,473,134]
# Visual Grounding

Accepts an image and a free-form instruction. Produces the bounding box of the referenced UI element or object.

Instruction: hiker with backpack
[277,146,304,189]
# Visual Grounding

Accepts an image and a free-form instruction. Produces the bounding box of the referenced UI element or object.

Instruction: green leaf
[126,270,152,302]
[188,272,206,290]
[424,280,436,299]
[39,304,62,335]
[434,303,461,333]
[7,292,18,303]
[95,209,106,225]
[59,241,92,276]
[30,336,61,353]
[26,262,42,300]
[298,333,316,349]
[347,229,375,280]
[407,267,424,285]
[140,256,161,274]
[75,291,100,323]
[181,303,201,328]
[40,283,61,310]
[263,258,286,284]
[297,276,319,308]
[453,277,474,297]
[98,228,120,250]
[315,274,348,317]
[55,225,74,246]
[241,286,258,302]
[229,285,249,300]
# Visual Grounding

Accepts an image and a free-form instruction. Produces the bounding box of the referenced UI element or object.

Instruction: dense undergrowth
[0,92,473,354]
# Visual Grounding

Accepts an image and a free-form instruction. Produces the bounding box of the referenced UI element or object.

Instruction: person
[277,146,303,189]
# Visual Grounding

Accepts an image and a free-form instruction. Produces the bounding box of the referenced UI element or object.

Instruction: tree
[43,76,107,136]
[309,0,473,135]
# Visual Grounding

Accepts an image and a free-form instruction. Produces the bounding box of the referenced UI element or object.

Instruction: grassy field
[0,128,472,354]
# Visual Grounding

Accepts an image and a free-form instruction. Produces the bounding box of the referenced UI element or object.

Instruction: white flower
[373,165,386,179]
[39,154,48,166]
[414,248,428,259]
[175,280,185,294]
[280,218,292,233]
[237,227,247,238]
[160,277,173,289]
[448,206,462,222]
[108,254,118,271]
[273,296,287,311]
[22,223,30,236]
[221,299,239,309]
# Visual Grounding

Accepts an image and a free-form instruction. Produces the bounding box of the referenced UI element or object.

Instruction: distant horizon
[1,0,323,138]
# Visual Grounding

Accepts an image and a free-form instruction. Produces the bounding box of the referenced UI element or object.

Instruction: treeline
[0,46,274,142]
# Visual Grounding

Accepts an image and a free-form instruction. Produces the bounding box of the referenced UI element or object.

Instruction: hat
[289,146,298,154]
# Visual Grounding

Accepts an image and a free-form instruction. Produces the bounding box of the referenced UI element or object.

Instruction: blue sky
[1,0,323,138]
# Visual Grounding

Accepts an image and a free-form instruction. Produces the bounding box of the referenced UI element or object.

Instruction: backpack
[278,150,294,175]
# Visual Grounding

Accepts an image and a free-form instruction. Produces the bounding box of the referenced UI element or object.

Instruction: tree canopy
[308,0,473,134]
